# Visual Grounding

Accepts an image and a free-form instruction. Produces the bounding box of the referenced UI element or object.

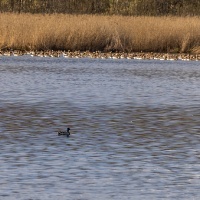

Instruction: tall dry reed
[0,13,200,53]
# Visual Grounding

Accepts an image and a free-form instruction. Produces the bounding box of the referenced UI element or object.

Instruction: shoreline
[0,50,199,61]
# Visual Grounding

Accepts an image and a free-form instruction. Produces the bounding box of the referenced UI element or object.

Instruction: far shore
[0,13,200,54]
[0,50,200,61]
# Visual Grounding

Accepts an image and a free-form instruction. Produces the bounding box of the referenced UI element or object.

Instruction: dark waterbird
[58,128,70,137]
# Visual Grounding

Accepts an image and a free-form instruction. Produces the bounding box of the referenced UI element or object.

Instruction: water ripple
[0,57,200,199]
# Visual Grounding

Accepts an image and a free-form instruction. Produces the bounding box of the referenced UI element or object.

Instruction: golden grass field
[0,13,200,53]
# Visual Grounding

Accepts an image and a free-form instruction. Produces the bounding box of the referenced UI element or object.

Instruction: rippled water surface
[1,56,200,199]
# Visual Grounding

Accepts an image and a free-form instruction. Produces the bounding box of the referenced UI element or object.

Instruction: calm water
[0,56,200,199]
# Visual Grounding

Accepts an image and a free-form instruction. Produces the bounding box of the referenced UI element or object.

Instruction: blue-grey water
[0,56,200,200]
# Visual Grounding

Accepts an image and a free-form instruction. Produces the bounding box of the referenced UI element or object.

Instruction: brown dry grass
[0,13,200,53]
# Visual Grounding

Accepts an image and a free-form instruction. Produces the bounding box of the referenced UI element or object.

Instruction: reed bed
[0,13,200,53]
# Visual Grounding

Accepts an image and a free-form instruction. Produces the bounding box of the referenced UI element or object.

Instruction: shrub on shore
[0,13,200,53]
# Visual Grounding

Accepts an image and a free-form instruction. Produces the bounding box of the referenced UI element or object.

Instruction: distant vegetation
[0,1,200,53]
[0,0,200,16]
[1,13,200,53]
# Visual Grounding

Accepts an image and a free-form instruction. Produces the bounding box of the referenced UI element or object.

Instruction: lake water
[0,56,200,200]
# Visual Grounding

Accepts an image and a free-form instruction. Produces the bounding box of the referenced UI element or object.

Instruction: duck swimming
[58,128,70,137]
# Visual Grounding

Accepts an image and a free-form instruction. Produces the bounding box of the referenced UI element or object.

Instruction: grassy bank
[0,13,200,53]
